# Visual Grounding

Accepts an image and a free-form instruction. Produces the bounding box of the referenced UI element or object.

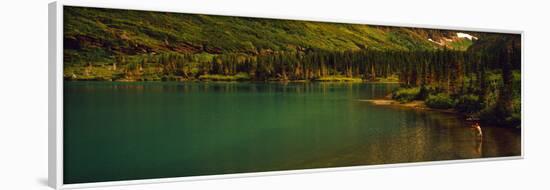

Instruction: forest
[63,6,521,128]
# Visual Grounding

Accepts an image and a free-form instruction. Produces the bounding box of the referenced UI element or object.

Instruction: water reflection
[291,108,517,169]
[65,81,396,99]
[63,81,520,184]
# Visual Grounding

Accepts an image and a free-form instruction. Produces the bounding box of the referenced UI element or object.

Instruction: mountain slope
[64,6,475,63]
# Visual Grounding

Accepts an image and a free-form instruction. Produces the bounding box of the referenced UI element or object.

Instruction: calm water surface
[64,82,521,184]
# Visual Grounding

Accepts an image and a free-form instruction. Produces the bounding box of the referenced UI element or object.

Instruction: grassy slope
[64,6,474,65]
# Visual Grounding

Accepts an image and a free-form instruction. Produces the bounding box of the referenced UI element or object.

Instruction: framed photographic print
[49,1,523,189]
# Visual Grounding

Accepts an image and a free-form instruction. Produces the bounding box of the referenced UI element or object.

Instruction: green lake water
[63,82,521,184]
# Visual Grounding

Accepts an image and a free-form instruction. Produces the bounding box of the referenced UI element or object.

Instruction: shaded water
[64,82,521,184]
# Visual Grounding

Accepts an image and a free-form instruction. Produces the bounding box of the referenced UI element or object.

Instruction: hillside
[63,6,475,66]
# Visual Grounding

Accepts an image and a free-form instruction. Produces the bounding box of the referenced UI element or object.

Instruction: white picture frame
[49,1,524,189]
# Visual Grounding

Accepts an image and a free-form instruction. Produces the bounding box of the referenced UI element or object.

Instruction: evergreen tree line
[127,46,520,93]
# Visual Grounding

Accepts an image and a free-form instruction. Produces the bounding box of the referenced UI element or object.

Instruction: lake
[63,81,521,184]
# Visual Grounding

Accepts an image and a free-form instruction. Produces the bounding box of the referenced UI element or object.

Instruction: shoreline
[360,98,522,130]
[358,99,458,114]
[64,78,402,84]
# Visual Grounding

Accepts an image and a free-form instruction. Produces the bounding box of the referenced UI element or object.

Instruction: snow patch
[457,32,478,40]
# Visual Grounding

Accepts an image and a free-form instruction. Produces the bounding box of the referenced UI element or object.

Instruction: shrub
[425,93,456,109]
[508,113,521,128]
[198,72,251,81]
[234,72,251,81]
[417,85,430,100]
[479,106,496,122]
[479,105,520,127]
[455,94,482,113]
[392,87,420,103]
[512,97,521,116]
